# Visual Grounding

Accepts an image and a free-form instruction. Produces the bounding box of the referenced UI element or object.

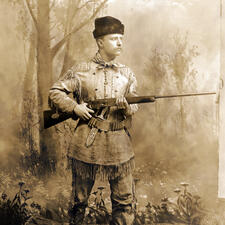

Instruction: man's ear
[96,38,104,49]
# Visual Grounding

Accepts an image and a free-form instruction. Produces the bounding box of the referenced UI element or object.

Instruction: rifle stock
[43,110,78,129]
[43,92,216,129]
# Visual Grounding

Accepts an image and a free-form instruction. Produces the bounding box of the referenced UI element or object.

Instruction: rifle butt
[43,110,76,129]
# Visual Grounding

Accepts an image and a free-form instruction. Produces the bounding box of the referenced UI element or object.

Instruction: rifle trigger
[51,113,59,119]
[97,107,108,121]
[51,108,60,119]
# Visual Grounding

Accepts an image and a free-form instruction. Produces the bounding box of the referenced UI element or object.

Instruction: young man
[49,16,138,225]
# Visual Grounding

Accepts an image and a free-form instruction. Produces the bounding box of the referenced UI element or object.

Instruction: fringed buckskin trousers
[69,158,135,225]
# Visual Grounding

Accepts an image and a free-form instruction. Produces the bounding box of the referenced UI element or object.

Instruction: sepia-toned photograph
[0,0,224,224]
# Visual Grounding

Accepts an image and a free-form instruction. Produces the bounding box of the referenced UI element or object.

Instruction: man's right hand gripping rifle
[74,102,95,121]
[74,96,132,121]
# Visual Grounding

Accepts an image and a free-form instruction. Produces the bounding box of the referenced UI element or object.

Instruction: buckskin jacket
[49,53,138,167]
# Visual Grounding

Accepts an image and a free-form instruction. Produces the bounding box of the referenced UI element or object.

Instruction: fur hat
[93,16,124,39]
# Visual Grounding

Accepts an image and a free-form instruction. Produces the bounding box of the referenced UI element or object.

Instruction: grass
[1,162,225,225]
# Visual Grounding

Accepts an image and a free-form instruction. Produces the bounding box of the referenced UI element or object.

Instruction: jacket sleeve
[125,69,138,116]
[49,69,81,114]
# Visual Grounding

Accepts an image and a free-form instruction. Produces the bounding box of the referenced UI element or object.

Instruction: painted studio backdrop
[0,0,224,224]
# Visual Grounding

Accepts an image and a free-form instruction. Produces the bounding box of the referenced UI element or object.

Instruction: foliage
[84,205,111,224]
[134,31,217,172]
[143,32,200,134]
[133,182,207,225]
[1,165,224,225]
[0,170,72,224]
[81,182,218,225]
[0,182,34,225]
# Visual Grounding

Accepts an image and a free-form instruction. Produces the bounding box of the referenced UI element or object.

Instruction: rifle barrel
[88,96,156,108]
[126,96,155,104]
[155,92,216,99]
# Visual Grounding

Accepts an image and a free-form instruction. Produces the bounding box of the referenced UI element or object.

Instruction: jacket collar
[92,52,124,70]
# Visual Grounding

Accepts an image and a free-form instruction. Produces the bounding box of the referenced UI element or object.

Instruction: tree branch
[23,0,38,31]
[50,0,56,11]
[50,21,58,31]
[51,0,107,58]
[50,35,56,41]
[70,0,82,23]
[78,0,95,10]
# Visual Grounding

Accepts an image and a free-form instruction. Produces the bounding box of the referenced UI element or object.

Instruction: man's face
[98,33,123,59]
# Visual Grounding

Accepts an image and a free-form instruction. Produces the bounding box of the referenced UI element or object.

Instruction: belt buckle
[97,120,110,131]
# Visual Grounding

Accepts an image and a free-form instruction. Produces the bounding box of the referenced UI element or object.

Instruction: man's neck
[98,50,116,62]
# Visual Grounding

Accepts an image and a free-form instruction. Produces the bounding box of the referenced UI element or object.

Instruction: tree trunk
[59,0,75,78]
[37,0,52,110]
[21,32,39,154]
[177,82,185,136]
[180,97,185,134]
[37,0,56,173]
[60,38,75,78]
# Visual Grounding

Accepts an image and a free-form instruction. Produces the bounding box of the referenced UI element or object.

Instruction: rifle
[43,92,216,129]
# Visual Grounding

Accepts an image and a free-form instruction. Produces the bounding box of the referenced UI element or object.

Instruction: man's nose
[117,39,122,46]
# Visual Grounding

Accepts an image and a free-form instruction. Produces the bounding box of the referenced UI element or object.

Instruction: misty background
[0,0,221,216]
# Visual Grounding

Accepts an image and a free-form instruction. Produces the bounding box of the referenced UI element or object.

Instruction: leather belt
[87,117,131,132]
[84,117,132,147]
